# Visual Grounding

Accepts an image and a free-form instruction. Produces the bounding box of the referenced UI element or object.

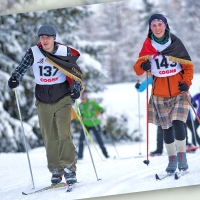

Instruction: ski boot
[177,152,188,171]
[51,173,63,185]
[150,149,162,157]
[64,168,77,192]
[64,168,77,185]
[186,144,198,153]
[165,155,177,173]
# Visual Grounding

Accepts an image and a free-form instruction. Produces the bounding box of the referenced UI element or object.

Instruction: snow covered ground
[0,74,200,200]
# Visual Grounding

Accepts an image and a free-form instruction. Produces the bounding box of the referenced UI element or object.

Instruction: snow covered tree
[138,0,157,32]
[156,0,200,72]
[0,0,33,13]
[0,14,37,152]
[77,0,157,83]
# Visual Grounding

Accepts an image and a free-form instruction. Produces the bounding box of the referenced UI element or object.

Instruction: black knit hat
[37,24,56,39]
[148,14,170,38]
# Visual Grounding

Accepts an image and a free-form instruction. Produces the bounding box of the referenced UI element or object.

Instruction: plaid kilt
[148,93,190,129]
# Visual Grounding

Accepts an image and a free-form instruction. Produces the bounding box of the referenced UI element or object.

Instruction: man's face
[81,93,88,103]
[81,97,87,103]
[39,35,54,53]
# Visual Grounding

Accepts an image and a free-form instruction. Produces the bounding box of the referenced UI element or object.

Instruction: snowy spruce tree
[0,0,34,13]
[155,0,200,72]
[77,0,157,84]
[0,6,106,152]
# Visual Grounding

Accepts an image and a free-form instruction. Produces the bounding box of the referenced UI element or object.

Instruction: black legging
[163,120,186,144]
[195,118,200,131]
[78,125,109,158]
[156,126,164,150]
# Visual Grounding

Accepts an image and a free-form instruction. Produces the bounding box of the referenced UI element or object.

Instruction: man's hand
[135,82,141,89]
[8,76,19,89]
[70,82,82,99]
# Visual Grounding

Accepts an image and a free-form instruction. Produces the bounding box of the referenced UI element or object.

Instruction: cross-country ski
[155,172,175,180]
[174,170,189,180]
[22,182,67,195]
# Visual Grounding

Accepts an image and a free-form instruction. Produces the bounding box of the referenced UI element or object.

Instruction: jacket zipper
[167,77,172,97]
[48,85,54,103]
[152,72,184,97]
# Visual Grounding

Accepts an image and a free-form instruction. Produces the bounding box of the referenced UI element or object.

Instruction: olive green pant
[35,96,76,174]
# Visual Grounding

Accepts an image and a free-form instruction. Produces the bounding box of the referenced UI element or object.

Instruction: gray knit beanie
[37,24,56,40]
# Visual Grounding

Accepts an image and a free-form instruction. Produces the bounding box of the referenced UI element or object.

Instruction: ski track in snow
[1,145,200,200]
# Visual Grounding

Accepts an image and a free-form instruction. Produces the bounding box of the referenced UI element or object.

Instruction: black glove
[8,76,19,89]
[178,82,189,92]
[192,102,197,108]
[141,60,151,71]
[70,81,82,99]
[135,82,141,89]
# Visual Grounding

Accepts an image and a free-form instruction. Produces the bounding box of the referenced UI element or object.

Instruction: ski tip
[155,174,160,180]
[22,192,28,195]
[174,173,179,180]
[66,185,74,192]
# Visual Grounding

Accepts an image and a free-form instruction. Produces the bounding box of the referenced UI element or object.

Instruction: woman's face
[150,20,166,38]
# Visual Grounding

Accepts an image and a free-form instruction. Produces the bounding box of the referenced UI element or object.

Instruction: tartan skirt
[148,93,190,129]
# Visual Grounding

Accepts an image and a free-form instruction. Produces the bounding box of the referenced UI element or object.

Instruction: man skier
[8,24,83,186]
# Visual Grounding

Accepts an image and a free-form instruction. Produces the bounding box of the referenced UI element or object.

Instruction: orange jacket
[133,57,194,98]
[133,35,194,98]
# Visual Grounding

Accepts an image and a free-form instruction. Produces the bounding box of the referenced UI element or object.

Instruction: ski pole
[75,100,101,181]
[137,80,142,155]
[143,72,150,166]
[73,108,104,161]
[184,92,200,124]
[14,89,35,189]
[189,109,199,147]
